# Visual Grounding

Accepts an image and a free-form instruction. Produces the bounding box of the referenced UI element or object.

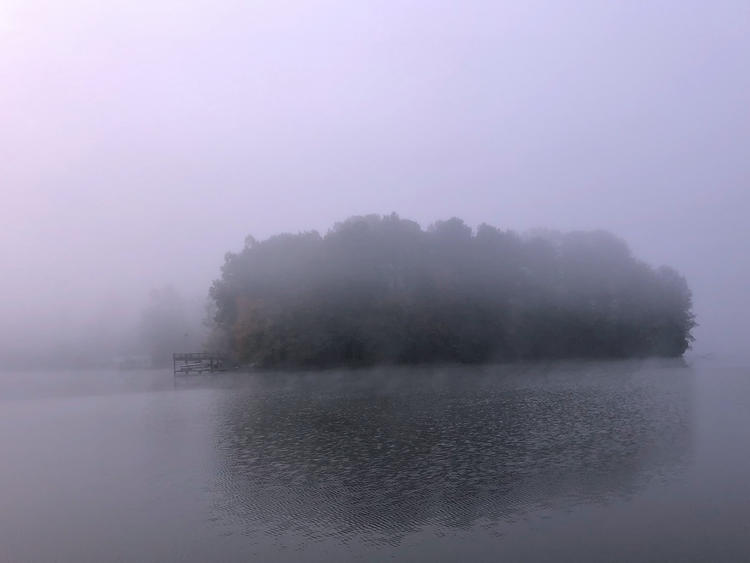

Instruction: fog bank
[1,1,748,365]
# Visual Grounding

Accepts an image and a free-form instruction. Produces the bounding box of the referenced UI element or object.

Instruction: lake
[1,359,748,562]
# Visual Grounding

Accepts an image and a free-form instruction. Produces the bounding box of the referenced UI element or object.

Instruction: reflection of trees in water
[211,361,692,543]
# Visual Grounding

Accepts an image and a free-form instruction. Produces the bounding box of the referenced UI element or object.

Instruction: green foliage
[209,214,695,367]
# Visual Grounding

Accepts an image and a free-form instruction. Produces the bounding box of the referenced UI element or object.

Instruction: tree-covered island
[209,214,695,368]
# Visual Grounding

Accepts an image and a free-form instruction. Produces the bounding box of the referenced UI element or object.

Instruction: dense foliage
[209,214,695,367]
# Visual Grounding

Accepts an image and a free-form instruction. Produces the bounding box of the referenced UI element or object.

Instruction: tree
[208,214,696,368]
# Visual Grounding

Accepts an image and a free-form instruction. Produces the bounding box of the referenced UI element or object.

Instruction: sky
[1,0,748,359]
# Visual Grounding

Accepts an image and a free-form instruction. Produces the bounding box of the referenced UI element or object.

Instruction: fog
[1,1,748,366]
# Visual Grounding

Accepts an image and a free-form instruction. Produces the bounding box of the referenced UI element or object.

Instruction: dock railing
[173,352,226,375]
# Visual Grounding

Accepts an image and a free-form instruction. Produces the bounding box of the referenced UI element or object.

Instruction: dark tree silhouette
[209,214,695,367]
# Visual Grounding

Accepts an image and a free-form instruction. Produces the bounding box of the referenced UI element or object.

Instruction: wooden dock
[173,352,226,375]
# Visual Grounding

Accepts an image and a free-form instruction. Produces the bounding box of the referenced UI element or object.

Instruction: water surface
[1,359,747,561]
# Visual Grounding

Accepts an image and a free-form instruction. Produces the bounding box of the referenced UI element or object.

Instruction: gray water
[0,359,748,562]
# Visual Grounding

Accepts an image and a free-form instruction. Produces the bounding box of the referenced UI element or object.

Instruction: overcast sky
[1,0,748,357]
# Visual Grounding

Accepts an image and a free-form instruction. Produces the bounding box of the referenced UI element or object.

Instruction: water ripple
[208,361,692,548]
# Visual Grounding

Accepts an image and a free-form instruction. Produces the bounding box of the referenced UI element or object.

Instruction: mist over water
[1,1,750,561]
[0,360,715,562]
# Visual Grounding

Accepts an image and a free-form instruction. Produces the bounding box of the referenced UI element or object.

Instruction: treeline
[209,214,695,367]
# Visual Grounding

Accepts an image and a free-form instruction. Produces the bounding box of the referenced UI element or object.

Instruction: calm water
[1,359,749,562]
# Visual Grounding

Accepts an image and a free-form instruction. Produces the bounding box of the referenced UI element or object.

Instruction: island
[208,214,695,368]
